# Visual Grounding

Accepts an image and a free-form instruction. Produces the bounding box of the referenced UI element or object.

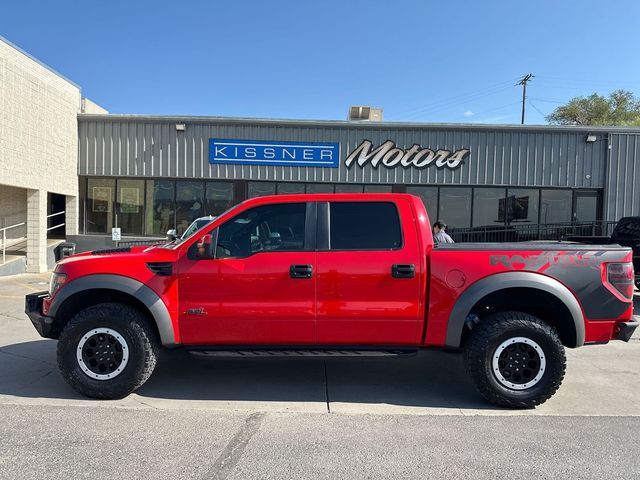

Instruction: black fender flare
[445,271,585,348]
[48,274,177,347]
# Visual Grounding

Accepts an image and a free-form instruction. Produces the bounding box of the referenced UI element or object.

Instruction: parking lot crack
[207,412,265,480]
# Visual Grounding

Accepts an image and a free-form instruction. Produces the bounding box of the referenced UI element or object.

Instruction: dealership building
[2,35,640,273]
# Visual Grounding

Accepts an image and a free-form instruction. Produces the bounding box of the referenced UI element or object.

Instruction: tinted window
[507,188,539,224]
[540,189,572,224]
[330,202,402,250]
[277,183,305,194]
[248,182,276,198]
[439,187,472,228]
[145,180,175,235]
[364,185,393,193]
[406,186,438,219]
[217,203,306,258]
[176,181,204,234]
[306,183,334,193]
[205,182,234,216]
[335,184,363,193]
[86,178,114,234]
[473,188,506,227]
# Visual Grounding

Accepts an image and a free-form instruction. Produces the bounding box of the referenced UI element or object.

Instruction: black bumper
[25,291,57,339]
[614,320,639,342]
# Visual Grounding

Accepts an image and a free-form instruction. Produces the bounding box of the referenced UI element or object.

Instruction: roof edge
[76,113,640,133]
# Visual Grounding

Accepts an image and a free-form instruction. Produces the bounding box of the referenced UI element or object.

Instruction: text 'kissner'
[345,140,470,169]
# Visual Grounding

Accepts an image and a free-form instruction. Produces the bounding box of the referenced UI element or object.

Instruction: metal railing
[1,221,27,264]
[46,210,65,232]
[448,221,619,243]
[0,211,66,265]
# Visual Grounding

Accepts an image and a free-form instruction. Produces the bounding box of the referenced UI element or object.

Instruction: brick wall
[0,38,80,197]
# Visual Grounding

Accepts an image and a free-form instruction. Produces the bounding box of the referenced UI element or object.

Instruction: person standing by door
[433,220,454,244]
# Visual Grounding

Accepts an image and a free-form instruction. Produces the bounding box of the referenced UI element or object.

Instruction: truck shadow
[0,340,495,410]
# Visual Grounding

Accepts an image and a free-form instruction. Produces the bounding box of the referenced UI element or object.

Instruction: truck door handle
[290,264,313,279]
[392,264,415,279]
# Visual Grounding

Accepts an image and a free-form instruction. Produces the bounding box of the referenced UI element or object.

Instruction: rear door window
[329,202,402,250]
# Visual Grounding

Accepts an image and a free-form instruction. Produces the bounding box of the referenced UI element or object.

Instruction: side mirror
[195,234,214,259]
[166,229,177,241]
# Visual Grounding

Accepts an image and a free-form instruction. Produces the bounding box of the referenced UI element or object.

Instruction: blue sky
[2,0,639,124]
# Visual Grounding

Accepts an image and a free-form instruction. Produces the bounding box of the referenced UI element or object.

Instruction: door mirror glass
[195,234,214,259]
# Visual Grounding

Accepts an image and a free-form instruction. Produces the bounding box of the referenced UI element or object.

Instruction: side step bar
[186,347,419,358]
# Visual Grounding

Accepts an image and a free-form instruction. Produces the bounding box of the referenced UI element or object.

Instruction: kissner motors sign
[209,139,340,167]
[209,138,469,170]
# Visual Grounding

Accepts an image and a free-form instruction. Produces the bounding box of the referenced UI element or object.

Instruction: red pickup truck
[25,194,637,407]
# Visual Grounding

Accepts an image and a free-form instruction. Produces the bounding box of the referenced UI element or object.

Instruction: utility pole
[516,73,534,124]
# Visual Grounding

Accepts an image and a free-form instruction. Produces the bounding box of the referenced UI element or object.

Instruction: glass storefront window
[277,183,305,194]
[248,182,276,198]
[364,185,393,193]
[176,181,204,235]
[335,184,364,193]
[406,186,438,221]
[145,180,175,236]
[205,182,234,216]
[473,188,506,227]
[305,183,334,194]
[540,189,572,224]
[116,179,145,236]
[439,187,472,228]
[507,188,539,225]
[86,178,115,234]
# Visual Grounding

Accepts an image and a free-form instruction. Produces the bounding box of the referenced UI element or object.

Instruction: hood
[55,244,178,273]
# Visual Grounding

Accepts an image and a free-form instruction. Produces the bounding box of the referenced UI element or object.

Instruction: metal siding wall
[606,134,640,219]
[78,118,611,189]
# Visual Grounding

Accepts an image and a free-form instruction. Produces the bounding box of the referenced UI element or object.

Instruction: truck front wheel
[57,303,158,399]
[463,311,566,408]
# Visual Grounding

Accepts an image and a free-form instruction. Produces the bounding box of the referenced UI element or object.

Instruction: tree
[546,90,640,126]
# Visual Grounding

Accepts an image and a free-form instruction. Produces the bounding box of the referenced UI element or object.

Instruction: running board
[186,347,418,358]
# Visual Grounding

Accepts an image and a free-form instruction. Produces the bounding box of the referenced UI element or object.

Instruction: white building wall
[0,36,97,270]
[0,185,27,241]
[0,37,81,196]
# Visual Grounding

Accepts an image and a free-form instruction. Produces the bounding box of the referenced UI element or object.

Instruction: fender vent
[146,262,173,276]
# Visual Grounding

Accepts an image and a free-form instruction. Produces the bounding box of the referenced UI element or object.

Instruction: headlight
[49,272,67,297]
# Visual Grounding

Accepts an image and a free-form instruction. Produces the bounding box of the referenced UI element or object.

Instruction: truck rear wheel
[463,311,566,408]
[57,303,158,399]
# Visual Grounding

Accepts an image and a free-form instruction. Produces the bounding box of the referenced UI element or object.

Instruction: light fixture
[585,134,597,143]
[176,124,186,131]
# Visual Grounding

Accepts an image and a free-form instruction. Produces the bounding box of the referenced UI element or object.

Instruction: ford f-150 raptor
[25,194,637,407]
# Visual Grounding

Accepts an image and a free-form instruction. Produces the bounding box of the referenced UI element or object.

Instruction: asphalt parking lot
[1,273,639,479]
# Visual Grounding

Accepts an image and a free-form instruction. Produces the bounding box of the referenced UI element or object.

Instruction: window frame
[318,201,405,252]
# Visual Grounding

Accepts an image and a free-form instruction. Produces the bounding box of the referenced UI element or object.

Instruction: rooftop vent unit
[348,106,383,122]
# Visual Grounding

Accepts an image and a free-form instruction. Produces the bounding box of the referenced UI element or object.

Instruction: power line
[528,100,547,118]
[516,73,534,124]
[394,78,520,118]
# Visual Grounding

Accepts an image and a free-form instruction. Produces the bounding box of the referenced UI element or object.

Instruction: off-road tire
[463,311,566,408]
[57,302,158,399]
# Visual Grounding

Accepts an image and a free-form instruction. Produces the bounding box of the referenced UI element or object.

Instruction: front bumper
[25,291,57,339]
[614,319,639,342]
